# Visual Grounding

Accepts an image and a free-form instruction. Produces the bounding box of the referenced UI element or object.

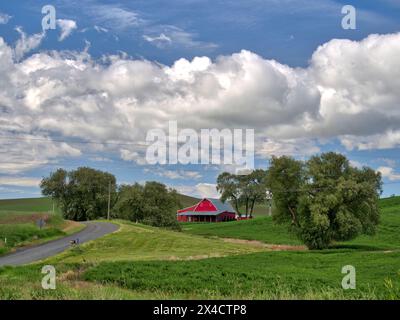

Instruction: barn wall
[216,212,236,222]
[177,215,188,222]
[177,212,236,223]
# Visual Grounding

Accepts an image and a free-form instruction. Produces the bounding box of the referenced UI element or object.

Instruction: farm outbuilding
[177,198,236,222]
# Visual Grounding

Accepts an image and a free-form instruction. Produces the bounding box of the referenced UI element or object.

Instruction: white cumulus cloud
[0,32,399,175]
[0,177,41,187]
[13,27,45,61]
[57,19,77,41]
[175,183,219,199]
[378,166,400,181]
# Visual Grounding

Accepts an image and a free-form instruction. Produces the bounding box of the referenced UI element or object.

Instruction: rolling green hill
[176,194,200,208]
[0,194,199,215]
[0,198,81,256]
[182,196,400,250]
[0,197,59,213]
[182,217,302,245]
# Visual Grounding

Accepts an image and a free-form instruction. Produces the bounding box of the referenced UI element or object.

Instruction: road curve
[0,221,119,266]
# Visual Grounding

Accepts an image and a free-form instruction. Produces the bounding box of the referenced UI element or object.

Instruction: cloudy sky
[0,0,400,199]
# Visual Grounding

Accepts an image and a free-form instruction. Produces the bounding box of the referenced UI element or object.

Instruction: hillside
[0,197,59,213]
[176,194,200,208]
[0,198,81,256]
[0,194,199,215]
[183,196,400,250]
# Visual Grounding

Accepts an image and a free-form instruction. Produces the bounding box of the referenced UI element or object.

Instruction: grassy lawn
[182,217,302,245]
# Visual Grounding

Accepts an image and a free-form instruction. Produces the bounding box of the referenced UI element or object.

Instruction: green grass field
[82,250,400,299]
[0,196,399,300]
[177,194,200,208]
[182,197,400,250]
[0,198,82,256]
[50,220,268,264]
[182,218,302,245]
[0,197,60,214]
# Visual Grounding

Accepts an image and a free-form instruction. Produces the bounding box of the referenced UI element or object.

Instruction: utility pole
[107,181,111,220]
[266,190,272,217]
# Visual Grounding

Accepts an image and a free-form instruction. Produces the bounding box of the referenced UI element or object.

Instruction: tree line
[41,152,382,249]
[40,167,181,230]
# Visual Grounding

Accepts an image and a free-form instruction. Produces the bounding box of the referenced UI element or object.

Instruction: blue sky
[0,0,400,199]
[2,0,400,66]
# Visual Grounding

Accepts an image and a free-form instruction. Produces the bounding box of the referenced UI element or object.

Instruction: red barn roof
[177,198,236,216]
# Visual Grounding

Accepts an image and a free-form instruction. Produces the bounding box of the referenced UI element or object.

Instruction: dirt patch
[222,238,307,251]
[65,280,93,290]
[167,253,226,261]
[0,213,50,225]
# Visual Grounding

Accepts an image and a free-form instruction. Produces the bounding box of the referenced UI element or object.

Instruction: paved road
[0,221,119,266]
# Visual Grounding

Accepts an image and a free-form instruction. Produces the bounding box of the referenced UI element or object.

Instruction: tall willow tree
[268,152,382,249]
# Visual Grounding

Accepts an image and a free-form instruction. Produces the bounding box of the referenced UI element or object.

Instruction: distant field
[335,197,400,250]
[0,198,81,256]
[0,197,60,214]
[177,194,200,208]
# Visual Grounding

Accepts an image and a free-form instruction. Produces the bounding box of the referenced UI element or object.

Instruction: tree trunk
[250,198,256,218]
[233,196,241,215]
[288,206,299,227]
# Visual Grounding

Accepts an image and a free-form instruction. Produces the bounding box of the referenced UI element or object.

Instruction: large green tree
[113,181,181,230]
[268,152,382,249]
[217,170,268,217]
[266,156,304,225]
[40,167,117,221]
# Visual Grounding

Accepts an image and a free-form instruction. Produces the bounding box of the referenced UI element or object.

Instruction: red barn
[177,198,236,222]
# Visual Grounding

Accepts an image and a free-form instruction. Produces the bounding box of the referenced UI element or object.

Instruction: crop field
[0,197,60,214]
[82,250,400,299]
[0,198,82,256]
[0,196,399,299]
